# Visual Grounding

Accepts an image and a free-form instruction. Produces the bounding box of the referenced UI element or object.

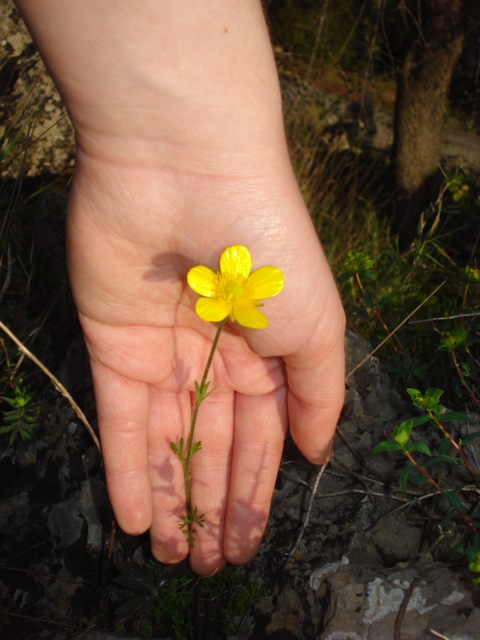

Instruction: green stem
[452,348,479,408]
[356,272,401,354]
[184,318,226,519]
[403,449,479,536]
[429,411,478,479]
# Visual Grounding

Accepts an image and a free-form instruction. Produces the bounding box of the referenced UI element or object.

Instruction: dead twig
[346,281,445,381]
[286,462,328,564]
[0,318,101,453]
[394,564,439,640]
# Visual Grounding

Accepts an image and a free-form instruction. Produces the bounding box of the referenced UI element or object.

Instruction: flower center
[217,274,245,304]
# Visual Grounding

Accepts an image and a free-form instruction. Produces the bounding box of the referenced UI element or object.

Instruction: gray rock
[317,559,478,640]
[47,494,84,548]
[0,491,30,536]
[0,0,75,179]
[47,478,111,550]
[265,586,306,638]
[81,634,171,640]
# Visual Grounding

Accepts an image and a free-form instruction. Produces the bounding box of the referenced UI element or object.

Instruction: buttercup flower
[187,245,284,329]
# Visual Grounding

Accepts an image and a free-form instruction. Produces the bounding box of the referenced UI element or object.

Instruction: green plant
[114,559,264,640]
[337,178,480,403]
[172,245,284,546]
[0,380,39,445]
[374,387,480,585]
[467,547,480,589]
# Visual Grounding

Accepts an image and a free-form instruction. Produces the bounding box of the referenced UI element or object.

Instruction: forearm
[14,0,286,168]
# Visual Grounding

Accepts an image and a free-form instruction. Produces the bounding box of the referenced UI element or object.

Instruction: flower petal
[233,300,269,328]
[244,266,284,300]
[219,245,251,280]
[195,297,231,322]
[187,266,218,297]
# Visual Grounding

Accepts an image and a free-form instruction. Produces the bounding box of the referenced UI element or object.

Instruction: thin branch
[394,565,439,640]
[286,462,328,564]
[346,281,445,380]
[409,311,480,324]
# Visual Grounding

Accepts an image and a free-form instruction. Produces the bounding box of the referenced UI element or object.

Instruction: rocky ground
[1,329,480,639]
[1,1,480,639]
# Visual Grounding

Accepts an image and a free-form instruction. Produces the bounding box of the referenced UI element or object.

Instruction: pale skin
[15,0,346,576]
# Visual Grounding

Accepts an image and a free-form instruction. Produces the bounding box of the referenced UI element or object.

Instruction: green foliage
[335,165,480,410]
[114,560,264,640]
[374,386,480,564]
[407,388,444,412]
[339,249,375,284]
[462,265,480,284]
[171,438,186,462]
[439,326,469,351]
[0,381,39,445]
[179,506,205,549]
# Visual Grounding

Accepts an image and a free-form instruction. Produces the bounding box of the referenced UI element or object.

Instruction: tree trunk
[392,0,465,248]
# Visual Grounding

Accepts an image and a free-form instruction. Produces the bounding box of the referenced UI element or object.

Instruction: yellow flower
[187,245,284,329]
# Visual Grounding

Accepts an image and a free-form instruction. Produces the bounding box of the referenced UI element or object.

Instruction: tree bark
[392,0,465,248]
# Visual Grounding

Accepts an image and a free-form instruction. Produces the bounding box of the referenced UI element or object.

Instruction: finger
[285,309,345,464]
[188,391,235,576]
[90,361,152,534]
[224,387,287,564]
[147,387,191,564]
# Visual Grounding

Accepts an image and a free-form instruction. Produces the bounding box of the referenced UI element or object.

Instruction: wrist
[15,0,287,171]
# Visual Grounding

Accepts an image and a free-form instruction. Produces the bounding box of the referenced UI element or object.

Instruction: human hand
[66,150,345,576]
[15,0,345,576]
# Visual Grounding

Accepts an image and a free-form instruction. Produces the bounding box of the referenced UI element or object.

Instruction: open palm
[66,150,345,576]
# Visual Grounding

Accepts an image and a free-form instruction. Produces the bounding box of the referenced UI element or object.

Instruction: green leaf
[406,388,421,401]
[203,384,216,400]
[428,454,458,466]
[406,442,431,456]
[460,432,480,445]
[407,472,430,485]
[363,292,374,307]
[0,425,14,434]
[467,547,480,564]
[170,438,185,462]
[338,273,353,286]
[410,414,432,428]
[440,411,471,423]
[393,420,415,446]
[0,396,18,407]
[194,380,202,402]
[439,437,450,456]
[399,462,415,492]
[426,388,443,402]
[195,380,211,403]
[3,409,20,420]
[191,441,202,456]
[461,362,471,377]
[373,441,402,453]
[443,490,467,514]
[19,429,33,442]
[408,388,443,411]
